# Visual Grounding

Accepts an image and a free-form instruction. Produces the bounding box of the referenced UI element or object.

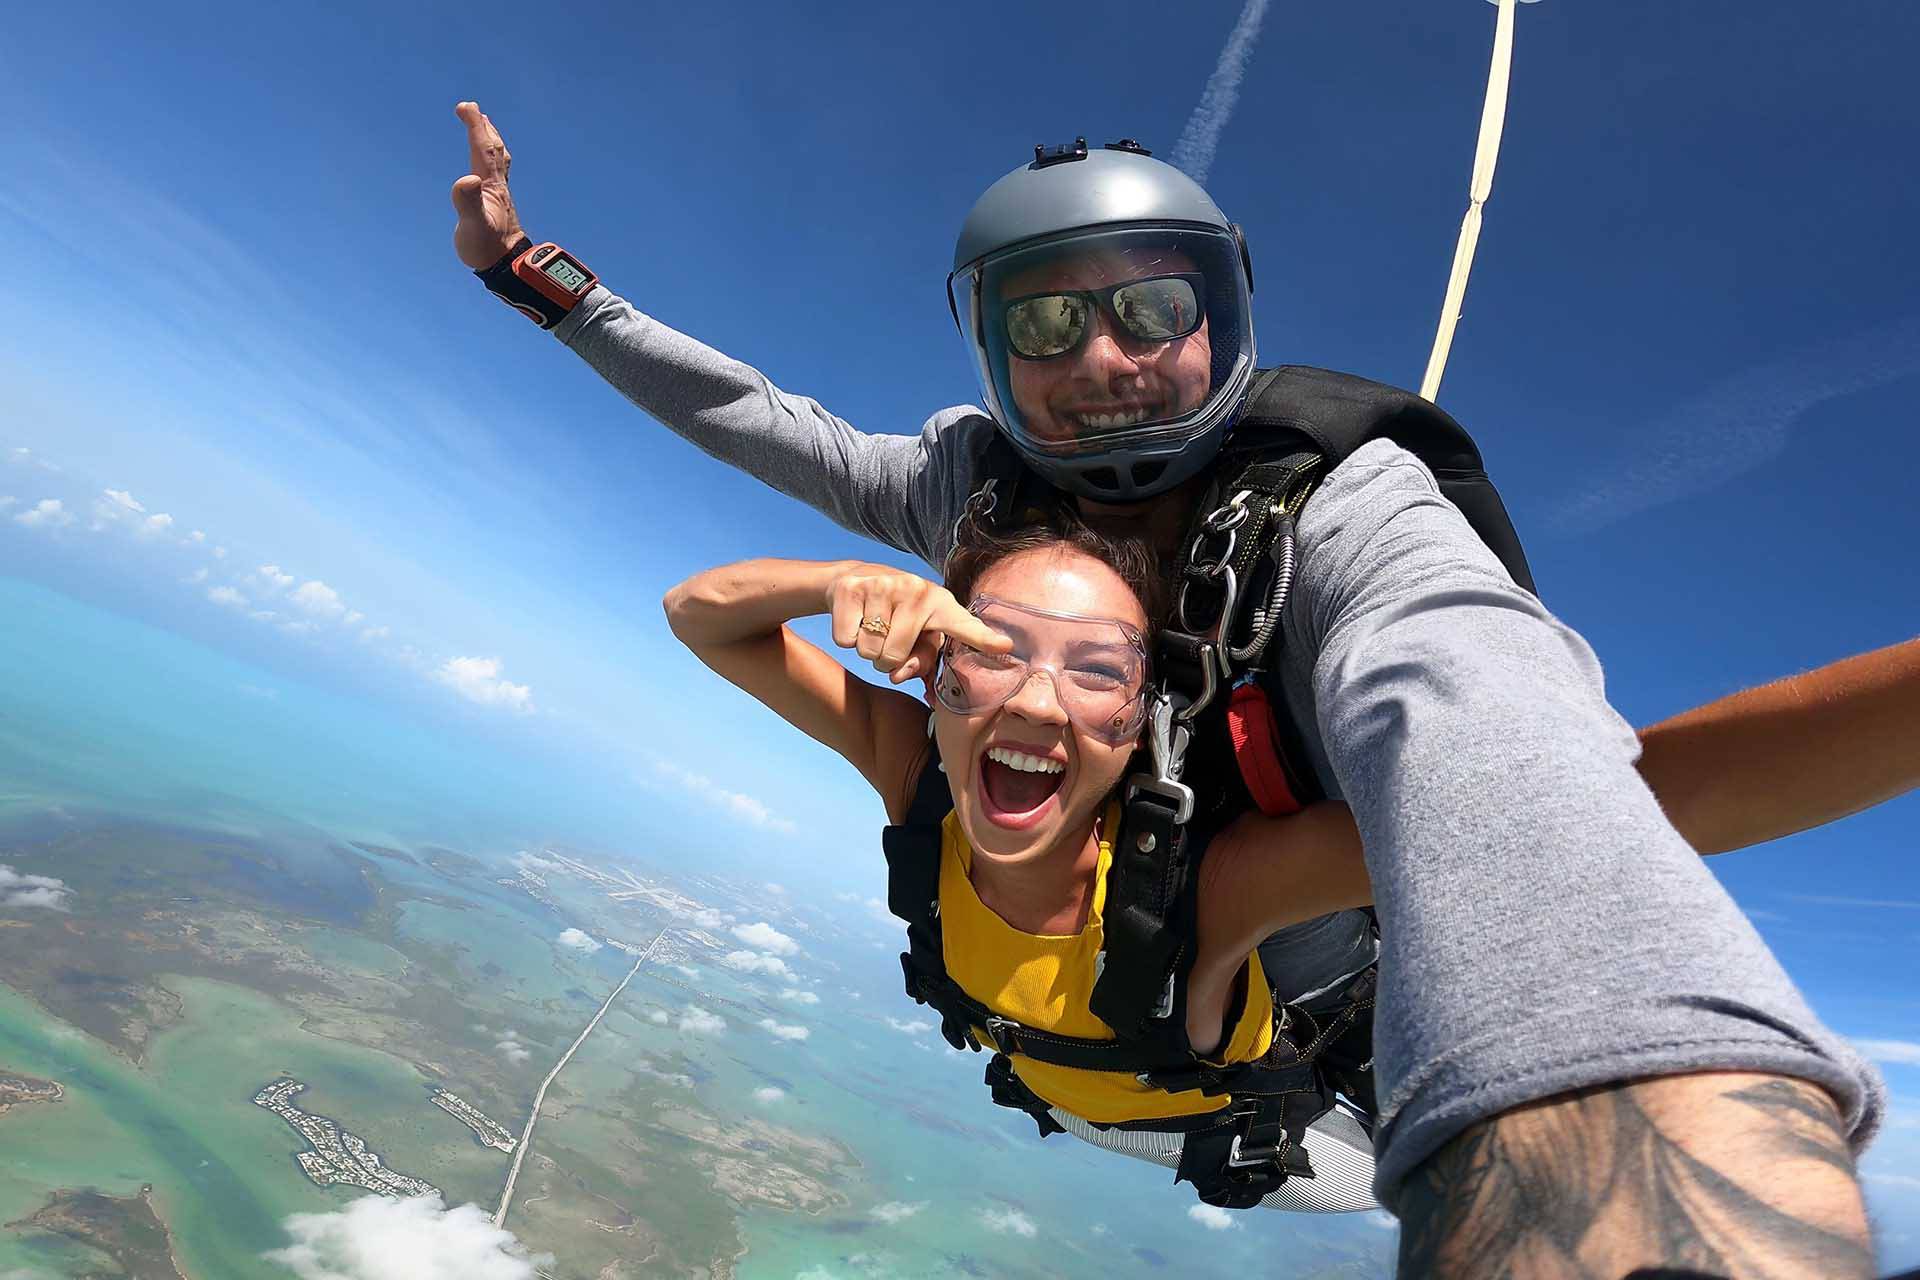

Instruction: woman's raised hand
[451,102,529,270]
[825,564,1011,685]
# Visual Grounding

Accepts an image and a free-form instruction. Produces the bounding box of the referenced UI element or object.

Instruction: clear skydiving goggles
[1002,272,1207,360]
[933,596,1151,747]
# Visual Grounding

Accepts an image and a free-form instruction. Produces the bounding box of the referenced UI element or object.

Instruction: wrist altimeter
[476,236,598,329]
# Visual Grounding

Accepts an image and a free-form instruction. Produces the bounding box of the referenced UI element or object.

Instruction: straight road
[494,927,668,1227]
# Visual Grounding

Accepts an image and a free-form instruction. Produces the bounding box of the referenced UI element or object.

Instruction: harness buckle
[981,1015,1019,1056]
[1124,692,1194,823]
[1226,1131,1280,1169]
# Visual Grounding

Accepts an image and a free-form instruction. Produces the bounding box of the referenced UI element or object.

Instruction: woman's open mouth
[978,745,1066,830]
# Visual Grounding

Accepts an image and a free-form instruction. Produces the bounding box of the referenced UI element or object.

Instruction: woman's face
[934,545,1149,867]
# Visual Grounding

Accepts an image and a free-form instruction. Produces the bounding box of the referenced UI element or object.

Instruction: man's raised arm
[449,102,980,569]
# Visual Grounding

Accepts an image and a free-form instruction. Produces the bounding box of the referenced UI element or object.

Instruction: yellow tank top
[937,807,1276,1125]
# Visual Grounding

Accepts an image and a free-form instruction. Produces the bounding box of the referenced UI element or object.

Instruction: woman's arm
[1636,636,1920,856]
[1186,802,1371,1055]
[663,559,1008,820]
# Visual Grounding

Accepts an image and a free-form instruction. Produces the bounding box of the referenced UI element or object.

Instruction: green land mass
[5,1185,185,1280]
[0,811,848,1278]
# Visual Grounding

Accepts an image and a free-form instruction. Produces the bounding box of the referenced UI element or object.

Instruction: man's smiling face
[999,246,1213,447]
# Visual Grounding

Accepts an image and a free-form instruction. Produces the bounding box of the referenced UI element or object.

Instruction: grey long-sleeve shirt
[556,286,1882,1206]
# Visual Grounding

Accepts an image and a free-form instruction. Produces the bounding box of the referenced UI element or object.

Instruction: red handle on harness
[1227,681,1305,817]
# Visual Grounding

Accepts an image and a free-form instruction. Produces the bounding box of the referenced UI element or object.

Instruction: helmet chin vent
[1081,466,1121,493]
[1130,460,1168,491]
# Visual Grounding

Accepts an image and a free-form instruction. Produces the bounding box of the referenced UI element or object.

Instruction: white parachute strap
[1419,0,1522,403]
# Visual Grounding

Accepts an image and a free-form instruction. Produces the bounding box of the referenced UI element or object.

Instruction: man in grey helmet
[451,103,1881,1273]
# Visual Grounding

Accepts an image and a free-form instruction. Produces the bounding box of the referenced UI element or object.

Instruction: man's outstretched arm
[1397,1072,1872,1279]
[1285,440,1882,1264]
[449,101,982,570]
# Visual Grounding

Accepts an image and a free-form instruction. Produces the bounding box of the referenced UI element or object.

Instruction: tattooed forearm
[1395,1072,1871,1280]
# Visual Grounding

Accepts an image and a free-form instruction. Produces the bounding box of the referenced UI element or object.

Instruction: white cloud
[764,882,788,896]
[344,610,364,626]
[646,759,796,834]
[721,950,793,979]
[646,1009,670,1026]
[679,1006,726,1036]
[0,496,14,509]
[682,907,726,930]
[1855,1039,1920,1067]
[1367,1210,1399,1231]
[758,1019,810,1043]
[871,1201,926,1225]
[101,488,145,514]
[12,499,72,529]
[731,922,800,957]
[434,657,533,713]
[257,564,294,591]
[493,1030,532,1065]
[0,866,71,911]
[208,585,247,608]
[780,989,821,1005]
[140,512,174,537]
[187,566,209,584]
[977,1207,1037,1238]
[189,529,206,543]
[884,1017,935,1035]
[264,1193,553,1279]
[290,579,347,619]
[672,964,700,979]
[359,625,390,643]
[752,1086,785,1104]
[212,545,227,559]
[556,928,601,952]
[1188,1203,1240,1231]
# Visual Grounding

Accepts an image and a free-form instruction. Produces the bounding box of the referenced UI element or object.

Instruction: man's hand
[1396,1072,1873,1279]
[451,101,528,270]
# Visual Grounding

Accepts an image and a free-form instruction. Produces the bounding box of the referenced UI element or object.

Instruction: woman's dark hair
[943,502,1169,631]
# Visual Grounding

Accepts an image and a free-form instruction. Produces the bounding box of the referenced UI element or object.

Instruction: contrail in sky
[1170,0,1272,184]
[1549,312,1920,535]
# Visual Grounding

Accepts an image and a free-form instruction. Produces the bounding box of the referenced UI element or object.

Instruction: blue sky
[1,0,1917,1257]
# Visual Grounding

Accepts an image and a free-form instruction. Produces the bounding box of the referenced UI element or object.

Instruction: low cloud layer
[265,1193,553,1279]
[758,1018,810,1043]
[1188,1203,1240,1231]
[679,1005,726,1036]
[721,950,793,979]
[731,922,799,956]
[556,928,601,952]
[871,1201,926,1225]
[0,865,71,911]
[978,1207,1037,1238]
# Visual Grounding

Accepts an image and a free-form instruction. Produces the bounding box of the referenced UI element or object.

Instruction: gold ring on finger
[859,616,890,636]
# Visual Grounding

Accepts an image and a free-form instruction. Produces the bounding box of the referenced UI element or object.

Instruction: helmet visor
[934,596,1149,746]
[951,224,1254,464]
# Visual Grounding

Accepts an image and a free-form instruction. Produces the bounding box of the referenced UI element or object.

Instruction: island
[252,1078,439,1197]
[430,1088,516,1152]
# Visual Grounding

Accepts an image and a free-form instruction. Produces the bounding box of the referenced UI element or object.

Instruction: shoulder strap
[881,736,976,1052]
[1232,366,1536,594]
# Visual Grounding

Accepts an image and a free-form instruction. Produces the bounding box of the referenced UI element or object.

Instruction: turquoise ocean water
[0,574,1399,1277]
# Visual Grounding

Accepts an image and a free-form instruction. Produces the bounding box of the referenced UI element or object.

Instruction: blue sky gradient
[2,0,1917,1261]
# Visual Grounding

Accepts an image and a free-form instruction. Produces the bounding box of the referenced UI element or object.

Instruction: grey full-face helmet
[948,139,1256,502]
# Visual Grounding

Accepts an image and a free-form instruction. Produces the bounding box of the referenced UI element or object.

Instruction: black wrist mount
[476,236,571,329]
